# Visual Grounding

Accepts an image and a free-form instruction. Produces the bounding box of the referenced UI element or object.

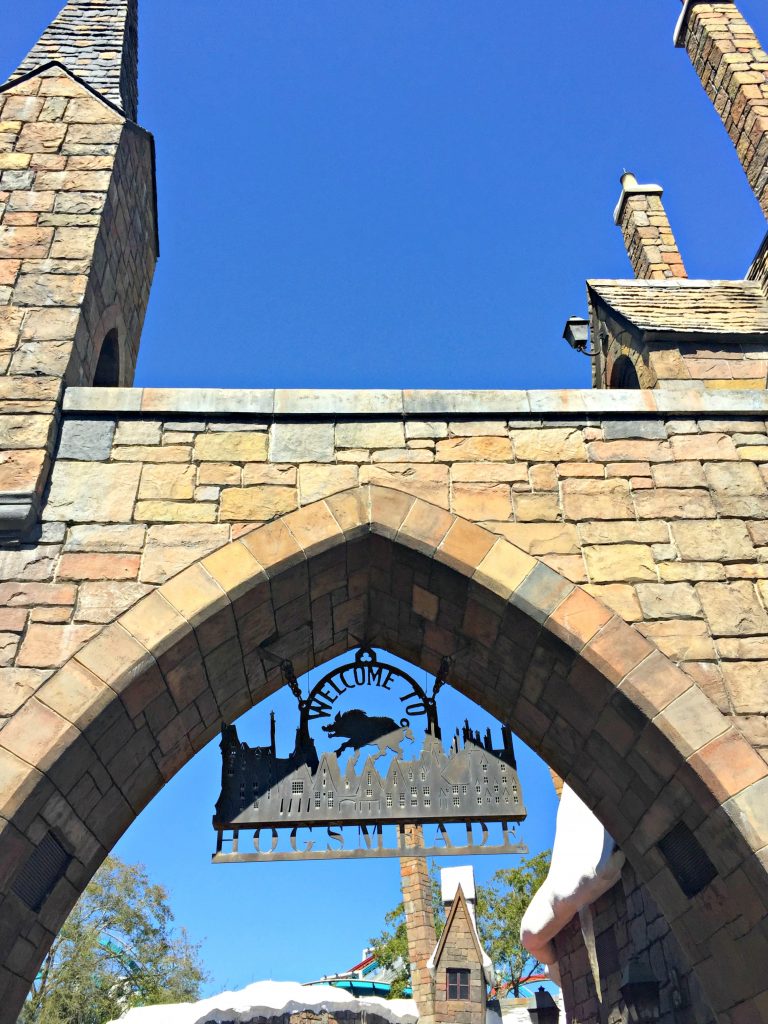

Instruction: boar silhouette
[323,709,414,767]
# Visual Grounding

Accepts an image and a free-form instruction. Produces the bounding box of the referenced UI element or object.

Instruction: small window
[314,793,321,808]
[327,793,334,808]
[462,784,468,795]
[386,794,393,808]
[446,968,470,1000]
[366,787,372,797]
[452,785,459,796]
[93,328,120,386]
[399,793,406,807]
[424,795,431,807]
[367,772,372,785]
[453,796,461,807]
[292,781,304,795]
[423,786,430,797]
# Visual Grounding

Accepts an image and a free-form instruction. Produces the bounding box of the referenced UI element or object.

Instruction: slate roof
[587,279,768,339]
[7,0,138,120]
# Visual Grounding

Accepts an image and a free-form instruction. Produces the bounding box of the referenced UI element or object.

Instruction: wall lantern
[562,316,593,355]
[527,986,560,1024]
[619,961,661,1024]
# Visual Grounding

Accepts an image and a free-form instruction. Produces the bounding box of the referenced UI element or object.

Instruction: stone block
[57,417,115,460]
[138,464,196,501]
[452,482,512,521]
[473,540,536,599]
[360,464,449,508]
[44,462,140,522]
[113,420,161,446]
[140,525,229,585]
[671,520,754,562]
[298,464,358,505]
[16,623,99,669]
[697,580,768,636]
[335,421,405,449]
[579,521,669,545]
[562,479,634,520]
[513,492,561,522]
[64,524,145,553]
[435,435,513,462]
[655,686,728,758]
[705,461,766,495]
[636,619,716,661]
[134,501,216,523]
[633,488,717,519]
[721,662,767,713]
[0,546,57,583]
[113,445,191,463]
[489,522,580,555]
[199,462,241,486]
[583,583,643,622]
[58,553,141,581]
[220,486,297,521]
[193,432,268,463]
[0,226,53,258]
[587,440,673,463]
[651,462,707,488]
[74,581,152,624]
[242,465,297,486]
[636,582,702,620]
[510,427,587,462]
[270,422,334,463]
[450,463,528,482]
[584,544,657,583]
[12,271,88,306]
[602,419,668,440]
[669,433,739,461]
[0,415,53,450]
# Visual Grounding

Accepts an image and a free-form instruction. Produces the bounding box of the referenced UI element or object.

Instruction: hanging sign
[212,648,528,863]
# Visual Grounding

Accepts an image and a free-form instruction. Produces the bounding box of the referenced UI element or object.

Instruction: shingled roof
[587,279,768,340]
[7,0,138,120]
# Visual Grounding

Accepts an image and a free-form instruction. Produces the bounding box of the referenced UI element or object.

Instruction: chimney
[675,0,768,220]
[440,865,478,922]
[614,172,688,279]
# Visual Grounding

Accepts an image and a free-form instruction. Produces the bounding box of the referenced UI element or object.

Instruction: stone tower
[0,0,157,534]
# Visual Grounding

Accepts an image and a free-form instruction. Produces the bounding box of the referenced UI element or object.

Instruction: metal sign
[213,648,528,863]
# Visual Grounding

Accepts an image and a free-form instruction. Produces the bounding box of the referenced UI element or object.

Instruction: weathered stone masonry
[2,1,768,1023]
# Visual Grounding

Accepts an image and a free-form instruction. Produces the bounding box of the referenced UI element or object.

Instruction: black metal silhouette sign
[213,648,528,863]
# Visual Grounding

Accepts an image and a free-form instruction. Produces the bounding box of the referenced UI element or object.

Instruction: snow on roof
[107,980,418,1024]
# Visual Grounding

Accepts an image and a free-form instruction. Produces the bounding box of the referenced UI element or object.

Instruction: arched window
[93,329,120,387]
[610,354,640,389]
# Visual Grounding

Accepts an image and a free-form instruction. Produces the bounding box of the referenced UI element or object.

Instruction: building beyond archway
[1,2,768,1023]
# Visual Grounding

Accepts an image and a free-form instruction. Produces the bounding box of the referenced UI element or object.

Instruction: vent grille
[658,822,717,898]
[595,925,620,977]
[12,832,71,912]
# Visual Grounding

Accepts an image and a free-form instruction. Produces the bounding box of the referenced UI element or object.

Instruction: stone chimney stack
[613,172,688,280]
[675,0,768,220]
[400,826,437,1024]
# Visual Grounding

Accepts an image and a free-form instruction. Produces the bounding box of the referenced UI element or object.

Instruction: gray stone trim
[64,386,768,418]
[0,496,39,536]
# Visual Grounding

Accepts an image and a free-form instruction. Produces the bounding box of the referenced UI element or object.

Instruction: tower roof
[8,0,138,120]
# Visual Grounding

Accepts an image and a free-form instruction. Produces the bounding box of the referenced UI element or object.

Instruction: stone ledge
[63,387,768,418]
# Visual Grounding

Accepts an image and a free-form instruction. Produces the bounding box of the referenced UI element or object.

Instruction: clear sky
[3,0,768,999]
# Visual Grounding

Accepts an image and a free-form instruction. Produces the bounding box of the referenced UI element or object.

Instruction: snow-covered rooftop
[107,980,419,1024]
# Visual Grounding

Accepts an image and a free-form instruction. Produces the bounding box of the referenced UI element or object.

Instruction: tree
[369,864,445,999]
[21,856,208,1024]
[476,851,552,997]
[370,851,551,1000]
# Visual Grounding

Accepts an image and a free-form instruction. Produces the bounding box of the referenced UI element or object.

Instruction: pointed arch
[0,486,766,1021]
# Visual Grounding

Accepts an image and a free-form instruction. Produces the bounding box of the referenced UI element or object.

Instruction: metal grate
[658,822,717,898]
[12,832,71,912]
[595,925,620,977]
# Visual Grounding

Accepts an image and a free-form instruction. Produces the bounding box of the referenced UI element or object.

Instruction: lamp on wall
[619,961,660,1024]
[527,986,560,1024]
[562,316,594,356]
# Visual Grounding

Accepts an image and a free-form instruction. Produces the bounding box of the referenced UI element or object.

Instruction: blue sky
[4,0,768,997]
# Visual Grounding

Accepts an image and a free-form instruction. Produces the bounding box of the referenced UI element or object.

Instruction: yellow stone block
[139,464,196,501]
[194,432,268,463]
[0,153,31,169]
[161,564,229,627]
[473,540,536,598]
[220,486,296,521]
[584,544,657,583]
[134,501,216,523]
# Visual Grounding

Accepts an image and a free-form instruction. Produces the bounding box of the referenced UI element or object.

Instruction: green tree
[370,851,551,1000]
[476,851,552,997]
[369,864,445,999]
[21,856,208,1024]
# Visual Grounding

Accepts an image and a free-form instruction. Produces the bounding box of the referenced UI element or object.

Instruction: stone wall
[748,232,768,297]
[4,389,767,766]
[554,863,716,1024]
[591,303,768,393]
[614,178,687,282]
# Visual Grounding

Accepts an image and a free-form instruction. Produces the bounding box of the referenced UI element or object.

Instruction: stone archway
[0,486,766,1023]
